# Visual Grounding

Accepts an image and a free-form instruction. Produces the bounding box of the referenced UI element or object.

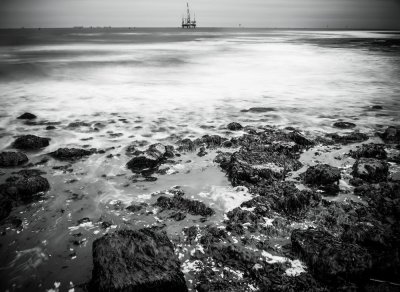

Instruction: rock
[169,211,186,221]
[327,132,368,144]
[241,107,275,113]
[333,122,356,129]
[354,182,400,221]
[177,138,196,152]
[67,121,91,128]
[213,152,232,169]
[227,122,243,131]
[288,131,314,147]
[155,192,214,217]
[126,203,147,213]
[352,158,389,183]
[371,105,383,110]
[0,174,50,202]
[197,147,207,157]
[380,126,400,144]
[303,164,341,194]
[349,143,387,159]
[91,228,188,292]
[222,147,302,187]
[13,135,50,150]
[291,229,372,285]
[17,112,36,120]
[45,125,56,130]
[197,135,226,149]
[0,152,28,167]
[249,181,321,216]
[126,143,170,173]
[49,148,94,161]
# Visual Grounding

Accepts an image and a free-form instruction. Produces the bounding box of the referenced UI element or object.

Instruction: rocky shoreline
[1,112,400,291]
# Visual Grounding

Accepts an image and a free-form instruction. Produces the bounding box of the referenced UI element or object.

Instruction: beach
[0,28,399,291]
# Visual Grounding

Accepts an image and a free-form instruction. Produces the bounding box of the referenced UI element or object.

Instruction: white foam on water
[198,185,252,212]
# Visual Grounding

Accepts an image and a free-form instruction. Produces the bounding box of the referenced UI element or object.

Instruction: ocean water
[0,28,400,291]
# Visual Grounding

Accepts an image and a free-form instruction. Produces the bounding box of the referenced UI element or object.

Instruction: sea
[0,28,399,291]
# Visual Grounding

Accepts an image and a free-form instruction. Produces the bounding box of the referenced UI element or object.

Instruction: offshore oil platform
[181,3,196,28]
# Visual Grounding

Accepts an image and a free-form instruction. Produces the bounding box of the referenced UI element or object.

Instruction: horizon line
[0,26,399,31]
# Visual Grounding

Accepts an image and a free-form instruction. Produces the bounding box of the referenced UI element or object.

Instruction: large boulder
[303,164,341,194]
[349,144,386,160]
[352,158,389,183]
[13,135,50,150]
[249,181,321,216]
[0,152,28,167]
[291,229,372,285]
[222,147,302,187]
[379,126,400,144]
[1,174,50,202]
[91,228,188,292]
[49,148,95,161]
[126,143,172,174]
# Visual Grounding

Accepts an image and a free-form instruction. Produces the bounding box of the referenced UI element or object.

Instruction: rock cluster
[91,228,188,292]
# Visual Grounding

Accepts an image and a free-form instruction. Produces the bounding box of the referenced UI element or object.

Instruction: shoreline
[1,112,399,291]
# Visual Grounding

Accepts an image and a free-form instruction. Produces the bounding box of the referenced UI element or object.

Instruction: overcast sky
[0,0,399,28]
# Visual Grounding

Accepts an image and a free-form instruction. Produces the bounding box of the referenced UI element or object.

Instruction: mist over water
[0,28,400,291]
[1,28,399,143]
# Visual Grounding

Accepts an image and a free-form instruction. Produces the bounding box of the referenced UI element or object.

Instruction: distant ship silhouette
[181,3,196,28]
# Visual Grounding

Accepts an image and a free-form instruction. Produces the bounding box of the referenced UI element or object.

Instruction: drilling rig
[181,3,196,28]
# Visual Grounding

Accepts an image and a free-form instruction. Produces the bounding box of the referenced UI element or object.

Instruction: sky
[0,0,399,29]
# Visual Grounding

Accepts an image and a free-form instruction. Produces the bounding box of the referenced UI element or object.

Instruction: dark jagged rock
[226,207,263,227]
[0,174,50,202]
[288,131,314,147]
[177,138,196,152]
[379,126,400,144]
[227,122,243,131]
[13,135,50,150]
[249,181,321,217]
[126,203,147,213]
[183,226,198,244]
[333,121,356,129]
[303,164,341,194]
[214,152,232,170]
[199,226,227,247]
[49,148,95,161]
[354,182,400,221]
[169,211,186,221]
[197,134,226,149]
[291,229,372,286]
[126,143,171,174]
[327,132,368,144]
[17,112,36,120]
[91,228,188,292]
[155,192,214,217]
[352,158,389,183]
[222,147,302,187]
[0,152,28,167]
[197,147,207,157]
[45,125,56,130]
[349,143,387,159]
